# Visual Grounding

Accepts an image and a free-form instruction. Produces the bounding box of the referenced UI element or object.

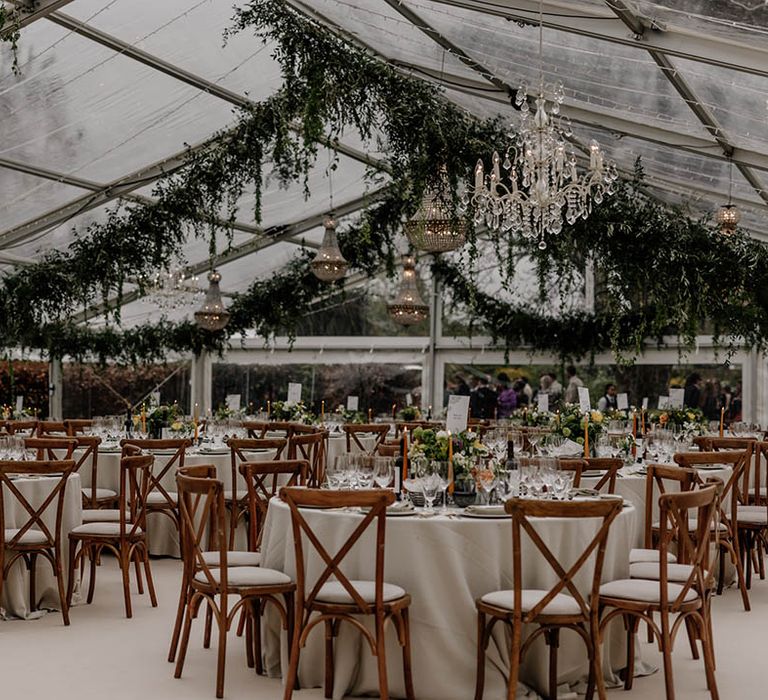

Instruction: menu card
[669,388,685,409]
[658,395,670,409]
[225,394,241,411]
[446,395,470,434]
[151,391,161,405]
[346,395,359,411]
[617,393,629,410]
[286,382,302,404]
[537,393,549,413]
[578,386,591,413]
[642,397,649,410]
[15,395,23,413]
[405,393,413,406]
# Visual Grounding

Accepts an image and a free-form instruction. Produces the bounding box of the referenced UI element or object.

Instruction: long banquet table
[260,497,637,700]
[1,473,82,619]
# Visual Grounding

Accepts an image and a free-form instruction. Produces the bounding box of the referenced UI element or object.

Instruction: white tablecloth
[1,473,82,619]
[326,434,377,465]
[260,498,637,699]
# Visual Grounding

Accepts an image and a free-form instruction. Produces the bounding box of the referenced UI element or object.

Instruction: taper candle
[720,406,725,437]
[584,413,589,458]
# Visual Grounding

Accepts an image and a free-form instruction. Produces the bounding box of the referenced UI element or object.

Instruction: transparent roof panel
[0,169,90,234]
[406,0,711,140]
[292,0,482,83]
[0,21,238,183]
[63,0,285,101]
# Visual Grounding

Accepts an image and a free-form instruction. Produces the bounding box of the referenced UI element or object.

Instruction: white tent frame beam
[423,0,768,81]
[1,0,74,37]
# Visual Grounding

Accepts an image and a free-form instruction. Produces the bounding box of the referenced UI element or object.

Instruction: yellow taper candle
[447,431,454,494]
[720,406,725,437]
[584,413,589,458]
[402,432,409,482]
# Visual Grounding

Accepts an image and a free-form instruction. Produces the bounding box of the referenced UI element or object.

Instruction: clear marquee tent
[2,0,768,420]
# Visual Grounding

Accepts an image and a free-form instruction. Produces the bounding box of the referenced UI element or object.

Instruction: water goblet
[373,457,394,489]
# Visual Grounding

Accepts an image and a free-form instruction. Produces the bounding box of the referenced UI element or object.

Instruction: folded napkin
[569,487,600,498]
[464,504,507,516]
[389,501,415,513]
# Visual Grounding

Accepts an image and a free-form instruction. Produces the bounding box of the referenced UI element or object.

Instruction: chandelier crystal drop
[404,185,467,254]
[194,270,230,331]
[387,256,429,326]
[310,216,349,282]
[146,266,203,311]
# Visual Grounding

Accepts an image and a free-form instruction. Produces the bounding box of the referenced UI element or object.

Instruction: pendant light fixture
[404,179,467,253]
[387,255,429,325]
[311,151,349,282]
[716,159,741,235]
[194,270,230,331]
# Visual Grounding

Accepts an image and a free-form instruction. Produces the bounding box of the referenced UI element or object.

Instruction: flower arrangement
[2,405,35,420]
[397,405,422,421]
[603,408,629,422]
[551,404,605,448]
[509,407,553,427]
[270,400,316,425]
[647,407,707,435]
[214,404,245,421]
[409,428,490,481]
[335,406,366,424]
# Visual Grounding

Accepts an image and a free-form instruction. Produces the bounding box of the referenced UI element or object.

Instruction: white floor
[0,557,762,699]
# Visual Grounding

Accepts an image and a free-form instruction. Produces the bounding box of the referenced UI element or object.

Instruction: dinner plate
[195,448,230,455]
[461,510,510,519]
[461,505,510,519]
[695,464,725,470]
[581,470,607,478]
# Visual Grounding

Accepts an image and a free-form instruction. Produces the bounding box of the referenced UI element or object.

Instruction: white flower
[436,430,449,439]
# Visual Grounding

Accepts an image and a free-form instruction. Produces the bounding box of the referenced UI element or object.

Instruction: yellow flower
[687,412,695,421]
[171,421,183,432]
[591,410,603,423]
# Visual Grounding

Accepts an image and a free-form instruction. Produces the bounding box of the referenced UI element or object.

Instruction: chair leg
[375,614,389,700]
[400,608,415,700]
[215,612,228,699]
[474,611,487,700]
[28,552,38,614]
[717,545,725,595]
[54,553,70,626]
[244,602,254,669]
[133,550,144,595]
[507,621,522,700]
[87,545,98,604]
[236,606,247,637]
[203,603,213,649]
[324,618,335,699]
[253,599,263,675]
[168,579,188,662]
[119,548,133,619]
[660,612,676,700]
[623,614,638,691]
[684,616,700,660]
[698,613,719,700]
[282,611,302,700]
[545,627,560,700]
[174,596,200,680]
[142,548,157,607]
[590,614,608,700]
[65,538,79,609]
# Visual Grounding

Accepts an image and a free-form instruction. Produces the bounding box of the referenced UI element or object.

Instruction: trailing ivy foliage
[1,0,767,365]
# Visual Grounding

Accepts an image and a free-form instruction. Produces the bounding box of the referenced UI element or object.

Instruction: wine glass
[419,462,441,514]
[357,456,375,489]
[373,457,394,489]
[431,461,451,513]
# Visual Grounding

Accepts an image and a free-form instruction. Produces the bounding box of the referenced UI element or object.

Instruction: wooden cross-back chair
[174,473,295,699]
[36,421,67,436]
[674,448,751,610]
[642,464,699,552]
[599,484,720,700]
[280,487,414,700]
[288,430,326,487]
[343,423,390,455]
[242,421,296,439]
[73,435,116,513]
[736,441,768,589]
[5,419,38,435]
[585,458,623,494]
[226,437,287,548]
[557,458,586,488]
[475,497,622,700]
[64,419,93,436]
[67,452,157,619]
[241,460,307,554]
[23,437,78,461]
[0,459,76,625]
[376,438,402,458]
[120,438,190,535]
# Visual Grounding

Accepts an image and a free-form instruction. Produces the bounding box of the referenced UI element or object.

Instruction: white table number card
[346,395,359,411]
[669,388,685,409]
[617,393,629,411]
[642,397,649,410]
[15,395,23,413]
[537,393,549,413]
[151,391,161,406]
[225,394,241,411]
[446,395,470,434]
[286,382,302,404]
[578,386,592,413]
[658,395,670,409]
[405,393,413,406]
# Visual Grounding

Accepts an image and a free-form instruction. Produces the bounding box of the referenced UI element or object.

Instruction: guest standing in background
[683,372,703,409]
[513,378,529,407]
[701,380,720,420]
[597,383,618,412]
[496,373,517,419]
[547,372,564,402]
[564,365,583,404]
[470,376,497,419]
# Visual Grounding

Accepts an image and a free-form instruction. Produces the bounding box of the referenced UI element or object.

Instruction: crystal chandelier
[470,1,617,250]
[716,160,740,235]
[405,174,467,254]
[310,216,348,281]
[146,266,203,311]
[194,270,230,331]
[387,256,428,325]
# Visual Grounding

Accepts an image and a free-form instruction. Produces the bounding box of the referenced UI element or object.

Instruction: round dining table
[260,496,637,700]
[1,472,82,619]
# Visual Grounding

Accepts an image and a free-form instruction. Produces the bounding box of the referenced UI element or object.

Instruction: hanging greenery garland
[1,0,767,365]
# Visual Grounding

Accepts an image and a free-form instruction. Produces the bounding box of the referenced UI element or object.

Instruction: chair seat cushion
[147,491,177,505]
[193,566,291,588]
[4,528,48,545]
[480,589,582,616]
[600,579,698,604]
[223,490,246,502]
[70,522,142,537]
[315,580,407,605]
[82,509,123,522]
[629,562,701,583]
[652,518,727,532]
[629,548,676,564]
[738,506,767,525]
[83,488,117,500]
[201,551,261,567]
